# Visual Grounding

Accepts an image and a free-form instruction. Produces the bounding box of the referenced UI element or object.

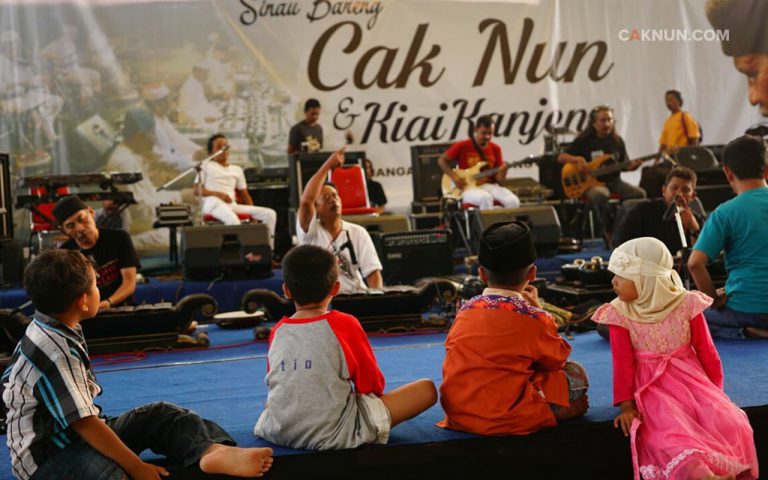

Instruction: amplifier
[155,204,192,226]
[473,205,561,256]
[342,214,409,234]
[181,224,272,280]
[381,229,453,285]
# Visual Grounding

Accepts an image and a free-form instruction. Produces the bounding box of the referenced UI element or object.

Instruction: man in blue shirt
[688,135,768,339]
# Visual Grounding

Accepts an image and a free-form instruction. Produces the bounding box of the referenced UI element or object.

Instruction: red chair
[203,212,252,224]
[27,185,70,253]
[329,165,377,215]
[30,185,70,232]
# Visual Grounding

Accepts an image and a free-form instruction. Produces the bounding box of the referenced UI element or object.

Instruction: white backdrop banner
[0,0,762,250]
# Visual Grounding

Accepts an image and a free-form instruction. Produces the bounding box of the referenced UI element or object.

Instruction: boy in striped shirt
[2,250,273,479]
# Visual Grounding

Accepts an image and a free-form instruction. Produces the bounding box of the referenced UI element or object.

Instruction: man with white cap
[106,108,188,251]
[144,82,202,169]
[0,30,62,146]
[178,59,221,129]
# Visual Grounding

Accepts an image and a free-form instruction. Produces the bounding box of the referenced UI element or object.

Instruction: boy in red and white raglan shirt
[253,245,436,450]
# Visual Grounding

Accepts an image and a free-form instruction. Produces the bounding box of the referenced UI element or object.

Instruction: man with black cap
[707,0,768,116]
[53,195,140,311]
[438,221,588,436]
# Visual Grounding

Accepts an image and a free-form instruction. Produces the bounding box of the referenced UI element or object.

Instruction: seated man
[438,115,519,209]
[439,221,588,435]
[194,133,277,249]
[558,106,645,234]
[613,167,703,254]
[53,195,139,310]
[296,148,383,294]
[658,90,701,156]
[364,158,387,214]
[688,135,768,339]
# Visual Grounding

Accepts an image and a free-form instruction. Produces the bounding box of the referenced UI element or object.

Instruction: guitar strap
[469,133,489,165]
[680,112,693,146]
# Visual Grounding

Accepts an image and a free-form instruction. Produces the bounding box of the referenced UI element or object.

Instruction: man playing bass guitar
[438,115,520,210]
[557,105,646,229]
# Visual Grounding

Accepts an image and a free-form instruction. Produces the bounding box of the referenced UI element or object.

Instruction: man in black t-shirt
[557,105,646,232]
[364,158,387,213]
[613,167,703,254]
[288,98,323,154]
[53,196,140,310]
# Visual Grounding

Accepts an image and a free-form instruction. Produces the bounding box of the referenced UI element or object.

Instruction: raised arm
[297,147,345,233]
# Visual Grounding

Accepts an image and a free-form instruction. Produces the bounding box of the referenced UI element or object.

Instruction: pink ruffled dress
[593,291,758,480]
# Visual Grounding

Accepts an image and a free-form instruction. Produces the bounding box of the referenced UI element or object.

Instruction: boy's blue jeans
[704,306,768,339]
[30,402,234,480]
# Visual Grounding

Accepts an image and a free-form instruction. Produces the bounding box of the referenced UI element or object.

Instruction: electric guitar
[442,156,540,200]
[561,152,663,199]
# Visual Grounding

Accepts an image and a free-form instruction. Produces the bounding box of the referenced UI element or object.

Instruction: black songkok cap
[478,221,537,273]
[52,196,89,225]
[706,0,768,56]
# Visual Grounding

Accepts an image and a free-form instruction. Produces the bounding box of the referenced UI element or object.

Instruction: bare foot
[554,394,589,421]
[744,327,768,339]
[199,444,274,477]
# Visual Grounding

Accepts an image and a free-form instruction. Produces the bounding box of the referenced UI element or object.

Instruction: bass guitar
[561,152,663,199]
[442,156,539,200]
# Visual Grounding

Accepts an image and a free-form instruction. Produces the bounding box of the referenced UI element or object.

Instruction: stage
[1,324,766,479]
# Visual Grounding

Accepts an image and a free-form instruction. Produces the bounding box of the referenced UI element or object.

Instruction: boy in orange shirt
[439,221,589,435]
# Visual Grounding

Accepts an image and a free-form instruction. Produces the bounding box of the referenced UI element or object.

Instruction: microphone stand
[156,146,228,226]
[672,203,692,289]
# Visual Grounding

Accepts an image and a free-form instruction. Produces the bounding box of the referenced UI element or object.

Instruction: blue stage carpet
[2,324,767,478]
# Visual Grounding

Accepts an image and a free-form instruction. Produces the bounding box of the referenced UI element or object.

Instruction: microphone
[662,197,678,221]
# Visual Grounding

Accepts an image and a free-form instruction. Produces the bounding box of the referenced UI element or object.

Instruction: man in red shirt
[438,115,520,209]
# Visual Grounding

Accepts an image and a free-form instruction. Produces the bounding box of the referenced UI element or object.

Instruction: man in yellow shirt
[658,90,701,156]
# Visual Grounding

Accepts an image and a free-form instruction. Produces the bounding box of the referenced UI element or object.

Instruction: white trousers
[202,196,277,249]
[461,184,520,210]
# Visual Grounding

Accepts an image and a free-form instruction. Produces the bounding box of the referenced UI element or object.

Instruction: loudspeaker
[342,214,409,234]
[247,184,291,258]
[181,224,271,280]
[696,185,735,213]
[0,239,21,287]
[289,151,366,208]
[381,229,453,285]
[0,153,12,239]
[474,205,561,256]
[537,153,564,199]
[411,143,451,203]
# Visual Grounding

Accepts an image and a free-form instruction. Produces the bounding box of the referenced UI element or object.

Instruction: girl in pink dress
[593,237,758,480]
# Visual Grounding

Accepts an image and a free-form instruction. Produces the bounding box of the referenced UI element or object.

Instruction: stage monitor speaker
[381,229,453,285]
[181,224,272,280]
[0,153,12,239]
[0,239,21,287]
[475,205,561,256]
[342,214,409,234]
[537,153,564,199]
[410,143,451,203]
[289,151,366,208]
[696,185,735,213]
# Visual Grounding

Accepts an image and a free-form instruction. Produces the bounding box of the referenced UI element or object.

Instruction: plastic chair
[329,165,377,215]
[202,212,252,224]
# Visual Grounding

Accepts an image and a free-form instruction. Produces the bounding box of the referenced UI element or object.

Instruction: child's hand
[522,284,541,308]
[128,461,169,480]
[613,401,641,437]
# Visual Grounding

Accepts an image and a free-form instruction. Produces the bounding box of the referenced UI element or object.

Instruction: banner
[0,0,762,251]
